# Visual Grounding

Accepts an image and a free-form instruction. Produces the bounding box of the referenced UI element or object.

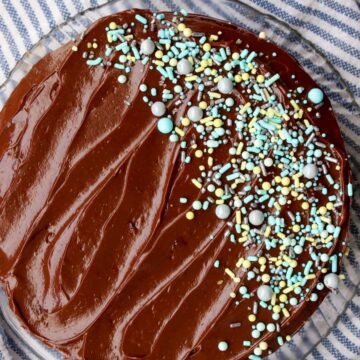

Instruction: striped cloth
[0,1,359,359]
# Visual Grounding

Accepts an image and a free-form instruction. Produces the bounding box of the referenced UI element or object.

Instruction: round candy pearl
[324,273,339,290]
[140,38,155,55]
[187,106,203,122]
[303,163,318,179]
[177,58,193,75]
[215,204,231,219]
[151,101,166,117]
[249,210,264,226]
[192,200,202,210]
[218,341,229,352]
[217,77,234,94]
[308,88,324,104]
[117,75,127,84]
[264,158,273,167]
[157,117,173,134]
[257,285,273,302]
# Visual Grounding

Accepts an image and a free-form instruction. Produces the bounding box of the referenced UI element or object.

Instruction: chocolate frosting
[0,9,351,359]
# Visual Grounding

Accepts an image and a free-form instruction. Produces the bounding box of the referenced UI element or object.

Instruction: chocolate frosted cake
[0,9,352,360]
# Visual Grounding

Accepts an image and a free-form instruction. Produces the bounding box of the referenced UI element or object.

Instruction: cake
[0,8,352,359]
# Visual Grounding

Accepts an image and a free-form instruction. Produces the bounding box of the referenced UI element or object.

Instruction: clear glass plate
[0,1,358,359]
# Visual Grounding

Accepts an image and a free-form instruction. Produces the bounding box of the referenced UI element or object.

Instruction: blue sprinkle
[86,57,102,66]
[264,74,280,87]
[135,14,148,24]
[308,88,324,104]
[347,183,353,197]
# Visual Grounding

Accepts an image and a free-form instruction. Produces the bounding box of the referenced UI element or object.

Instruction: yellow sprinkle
[191,179,202,189]
[302,202,309,210]
[195,66,204,73]
[262,273,270,283]
[306,274,316,280]
[107,33,113,43]
[239,102,251,114]
[256,74,265,83]
[279,130,286,141]
[209,34,218,41]
[208,157,213,167]
[230,292,236,298]
[155,50,163,58]
[208,91,221,99]
[258,257,266,265]
[238,236,247,243]
[290,99,299,110]
[264,226,271,237]
[323,235,334,244]
[279,294,287,302]
[236,211,241,224]
[282,308,290,317]
[242,73,250,81]
[271,300,281,314]
[213,119,223,128]
[186,211,194,220]
[195,150,203,158]
[185,75,197,82]
[199,101,207,109]
[153,60,165,67]
[181,117,190,126]
[241,224,250,231]
[175,127,185,137]
[71,45,78,52]
[242,260,251,269]
[200,116,214,124]
[183,27,193,37]
[248,117,258,127]
[225,268,236,279]
[236,258,244,268]
[215,188,224,197]
[320,216,331,224]
[262,182,271,191]
[234,74,242,83]
[178,23,186,31]
[202,43,211,52]
[169,58,177,67]
[109,21,117,30]
[274,202,281,210]
[259,341,268,351]
[248,314,256,322]
[215,199,224,205]
[282,113,290,121]
[236,142,244,155]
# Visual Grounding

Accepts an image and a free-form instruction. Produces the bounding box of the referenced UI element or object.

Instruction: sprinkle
[264,74,280,87]
[135,14,148,24]
[218,341,229,352]
[347,183,353,197]
[86,57,103,66]
[192,179,202,189]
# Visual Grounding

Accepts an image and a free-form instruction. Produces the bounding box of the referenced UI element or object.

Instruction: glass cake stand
[0,0,358,359]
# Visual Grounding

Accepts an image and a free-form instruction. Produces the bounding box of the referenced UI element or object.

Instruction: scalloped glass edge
[0,1,358,359]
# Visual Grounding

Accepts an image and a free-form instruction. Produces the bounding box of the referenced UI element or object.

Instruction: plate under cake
[0,8,352,360]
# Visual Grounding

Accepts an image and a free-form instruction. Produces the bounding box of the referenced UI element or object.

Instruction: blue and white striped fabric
[0,1,359,359]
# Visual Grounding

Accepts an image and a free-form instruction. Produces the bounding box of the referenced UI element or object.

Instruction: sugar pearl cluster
[81,9,352,358]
